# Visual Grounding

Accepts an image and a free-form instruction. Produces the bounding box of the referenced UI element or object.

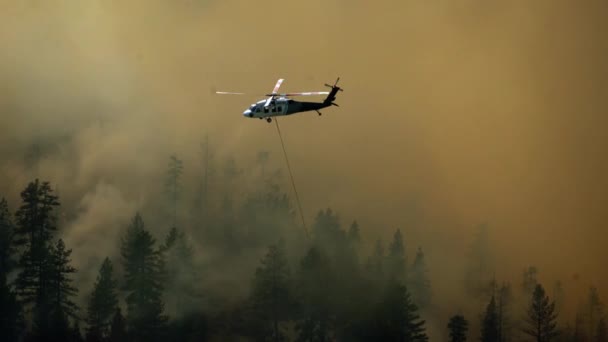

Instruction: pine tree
[109,307,127,342]
[0,197,23,342]
[161,227,196,316]
[250,240,292,342]
[165,154,183,228]
[448,314,468,342]
[481,295,499,342]
[86,257,118,341]
[409,247,431,310]
[387,229,407,282]
[14,179,60,305]
[295,246,334,342]
[373,281,428,341]
[523,284,558,342]
[121,213,167,341]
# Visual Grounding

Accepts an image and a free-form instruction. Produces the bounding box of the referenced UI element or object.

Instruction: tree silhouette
[295,246,334,342]
[121,213,167,341]
[161,227,197,316]
[13,180,61,338]
[387,229,407,283]
[86,257,118,341]
[0,197,23,341]
[109,307,127,342]
[523,284,558,342]
[409,247,431,310]
[250,240,292,342]
[448,314,468,342]
[481,295,499,342]
[372,281,428,341]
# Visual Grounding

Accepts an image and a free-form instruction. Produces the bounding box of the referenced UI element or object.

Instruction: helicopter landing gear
[316,110,322,116]
[266,117,272,123]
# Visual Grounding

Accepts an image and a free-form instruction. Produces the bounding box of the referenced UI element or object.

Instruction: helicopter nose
[243,109,252,117]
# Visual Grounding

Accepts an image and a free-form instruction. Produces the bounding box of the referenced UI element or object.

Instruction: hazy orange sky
[1,0,607,322]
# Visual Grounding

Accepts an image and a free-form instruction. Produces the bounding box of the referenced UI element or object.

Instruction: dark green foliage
[481,295,499,342]
[121,213,167,341]
[448,314,468,342]
[166,311,208,342]
[250,240,292,342]
[0,197,16,279]
[49,239,79,319]
[388,228,407,282]
[409,247,431,310]
[0,197,24,342]
[371,281,428,341]
[295,246,335,342]
[86,257,119,341]
[109,307,127,342]
[161,227,198,316]
[14,179,60,305]
[523,284,558,342]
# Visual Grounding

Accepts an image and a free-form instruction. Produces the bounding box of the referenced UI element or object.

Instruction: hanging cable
[274,118,309,238]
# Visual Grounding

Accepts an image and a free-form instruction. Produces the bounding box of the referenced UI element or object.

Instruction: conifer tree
[86,257,119,341]
[448,314,468,342]
[409,247,431,310]
[348,220,360,245]
[388,229,407,282]
[13,180,61,337]
[373,281,428,341]
[161,227,196,316]
[0,197,23,341]
[481,295,499,342]
[250,240,292,342]
[121,213,167,341]
[523,284,558,342]
[295,246,334,342]
[109,307,127,342]
[14,180,60,304]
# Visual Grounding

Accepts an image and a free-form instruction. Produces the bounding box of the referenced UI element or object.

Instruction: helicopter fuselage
[243,97,330,119]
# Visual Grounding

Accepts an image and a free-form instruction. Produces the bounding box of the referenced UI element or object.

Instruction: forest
[0,151,606,342]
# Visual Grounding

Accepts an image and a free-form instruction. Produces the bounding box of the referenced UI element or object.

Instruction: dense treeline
[0,151,606,341]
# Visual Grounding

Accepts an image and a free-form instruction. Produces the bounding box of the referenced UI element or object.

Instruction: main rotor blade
[215,91,246,95]
[279,91,330,96]
[264,96,274,108]
[271,78,284,94]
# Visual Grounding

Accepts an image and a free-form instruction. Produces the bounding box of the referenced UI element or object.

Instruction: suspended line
[274,118,309,238]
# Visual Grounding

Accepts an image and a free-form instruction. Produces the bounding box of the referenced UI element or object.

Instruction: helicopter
[216,78,343,123]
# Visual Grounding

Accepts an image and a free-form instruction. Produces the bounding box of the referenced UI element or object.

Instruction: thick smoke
[1,0,607,339]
